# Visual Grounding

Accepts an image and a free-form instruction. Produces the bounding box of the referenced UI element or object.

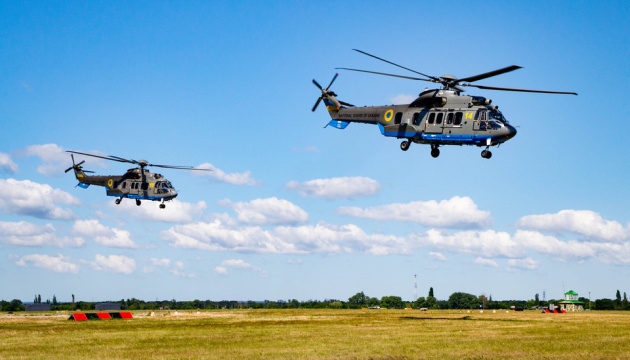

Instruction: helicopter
[65,151,210,208]
[312,49,577,159]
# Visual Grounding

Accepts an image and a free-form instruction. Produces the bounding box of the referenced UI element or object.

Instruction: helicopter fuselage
[73,167,178,202]
[324,89,517,154]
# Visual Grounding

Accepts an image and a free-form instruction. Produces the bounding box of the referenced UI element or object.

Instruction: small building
[559,290,584,312]
[95,303,121,311]
[25,304,51,312]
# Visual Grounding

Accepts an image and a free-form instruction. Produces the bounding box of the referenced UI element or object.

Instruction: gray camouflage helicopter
[65,151,210,208]
[312,49,577,158]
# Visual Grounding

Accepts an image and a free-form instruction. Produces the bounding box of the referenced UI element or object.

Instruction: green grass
[1,309,629,359]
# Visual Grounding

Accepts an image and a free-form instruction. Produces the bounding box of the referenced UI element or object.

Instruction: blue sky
[1,0,629,303]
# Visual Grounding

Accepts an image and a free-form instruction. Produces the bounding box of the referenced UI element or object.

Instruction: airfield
[1,309,629,359]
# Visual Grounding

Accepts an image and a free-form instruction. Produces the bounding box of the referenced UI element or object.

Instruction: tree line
[2,288,629,311]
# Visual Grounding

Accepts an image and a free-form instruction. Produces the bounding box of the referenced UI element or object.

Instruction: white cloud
[143,258,194,277]
[0,152,18,173]
[218,197,309,225]
[15,254,79,273]
[429,252,447,261]
[507,257,540,271]
[0,179,80,220]
[285,176,381,200]
[0,221,84,247]
[192,162,262,186]
[337,196,492,229]
[162,218,408,255]
[473,257,499,267]
[151,258,171,267]
[72,219,137,248]
[170,261,195,278]
[214,259,264,276]
[20,144,107,177]
[111,200,207,223]
[516,210,629,242]
[390,94,417,105]
[91,254,136,274]
[412,229,524,258]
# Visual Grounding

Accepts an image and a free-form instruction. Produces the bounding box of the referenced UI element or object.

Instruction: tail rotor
[311,73,353,112]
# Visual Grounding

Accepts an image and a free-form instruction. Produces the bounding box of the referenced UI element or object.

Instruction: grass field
[1,309,629,359]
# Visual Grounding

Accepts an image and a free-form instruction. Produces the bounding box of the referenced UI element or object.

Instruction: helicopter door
[473,110,488,131]
[425,111,444,134]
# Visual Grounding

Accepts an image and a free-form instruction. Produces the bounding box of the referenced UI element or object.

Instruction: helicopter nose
[171,189,178,198]
[506,124,517,140]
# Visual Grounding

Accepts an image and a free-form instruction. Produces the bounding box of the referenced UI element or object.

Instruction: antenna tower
[414,274,418,301]
[543,290,546,302]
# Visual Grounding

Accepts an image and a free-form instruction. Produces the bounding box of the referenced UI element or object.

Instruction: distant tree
[448,292,479,309]
[616,290,622,306]
[479,295,488,309]
[37,294,41,304]
[380,296,404,309]
[348,292,367,308]
[623,292,629,309]
[535,293,540,305]
[428,287,434,298]
[595,298,615,310]
[52,295,57,306]
[72,294,75,310]
[367,297,380,307]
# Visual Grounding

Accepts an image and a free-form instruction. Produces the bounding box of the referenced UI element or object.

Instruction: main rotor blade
[151,164,212,171]
[338,100,354,107]
[325,73,338,90]
[336,68,434,83]
[352,49,439,81]
[64,166,73,173]
[457,65,522,84]
[312,97,322,112]
[464,83,578,95]
[108,155,137,164]
[66,151,130,164]
[312,79,323,90]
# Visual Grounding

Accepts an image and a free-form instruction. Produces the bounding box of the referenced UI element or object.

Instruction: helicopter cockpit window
[454,112,463,125]
[475,110,487,121]
[489,110,508,124]
[165,182,173,189]
[428,113,435,124]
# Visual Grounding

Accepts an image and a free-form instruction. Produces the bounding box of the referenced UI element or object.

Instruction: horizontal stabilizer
[327,120,350,129]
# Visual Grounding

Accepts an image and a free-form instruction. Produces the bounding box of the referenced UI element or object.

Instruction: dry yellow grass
[1,309,629,359]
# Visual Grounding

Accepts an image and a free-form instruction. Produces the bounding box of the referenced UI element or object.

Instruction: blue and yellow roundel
[107,179,113,188]
[384,109,393,122]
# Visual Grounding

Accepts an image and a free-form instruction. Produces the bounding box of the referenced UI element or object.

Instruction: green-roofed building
[559,290,584,312]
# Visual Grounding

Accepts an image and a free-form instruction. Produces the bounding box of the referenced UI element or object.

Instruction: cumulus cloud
[473,257,499,267]
[390,94,417,105]
[91,254,136,274]
[72,219,137,248]
[218,197,309,225]
[142,258,195,277]
[0,179,80,220]
[214,259,265,276]
[192,162,261,186]
[19,144,106,177]
[0,221,84,247]
[110,200,207,223]
[337,196,492,229]
[429,252,447,261]
[0,152,18,173]
[285,176,381,200]
[15,254,79,273]
[516,210,629,242]
[507,257,540,271]
[162,218,408,255]
[412,229,524,258]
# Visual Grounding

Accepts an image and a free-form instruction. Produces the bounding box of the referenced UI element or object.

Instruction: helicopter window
[436,113,443,125]
[428,113,435,124]
[166,182,173,188]
[454,112,463,125]
[412,112,420,125]
[446,113,453,124]
[121,182,126,189]
[394,112,402,125]
[475,110,487,121]
[489,110,507,123]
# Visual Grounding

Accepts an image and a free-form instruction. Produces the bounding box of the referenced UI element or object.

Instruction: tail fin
[312,74,354,127]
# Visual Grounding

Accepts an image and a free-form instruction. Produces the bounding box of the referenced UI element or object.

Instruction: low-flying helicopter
[65,151,210,208]
[312,49,577,158]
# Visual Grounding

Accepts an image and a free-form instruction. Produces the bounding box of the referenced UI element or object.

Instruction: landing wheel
[431,148,440,158]
[136,199,141,206]
[159,203,166,209]
[400,140,411,151]
[115,198,121,205]
[481,150,492,159]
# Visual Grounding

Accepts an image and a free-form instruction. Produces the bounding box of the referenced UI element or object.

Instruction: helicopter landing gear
[400,140,411,151]
[115,198,122,205]
[136,199,141,206]
[481,149,492,159]
[159,203,166,209]
[430,144,440,158]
